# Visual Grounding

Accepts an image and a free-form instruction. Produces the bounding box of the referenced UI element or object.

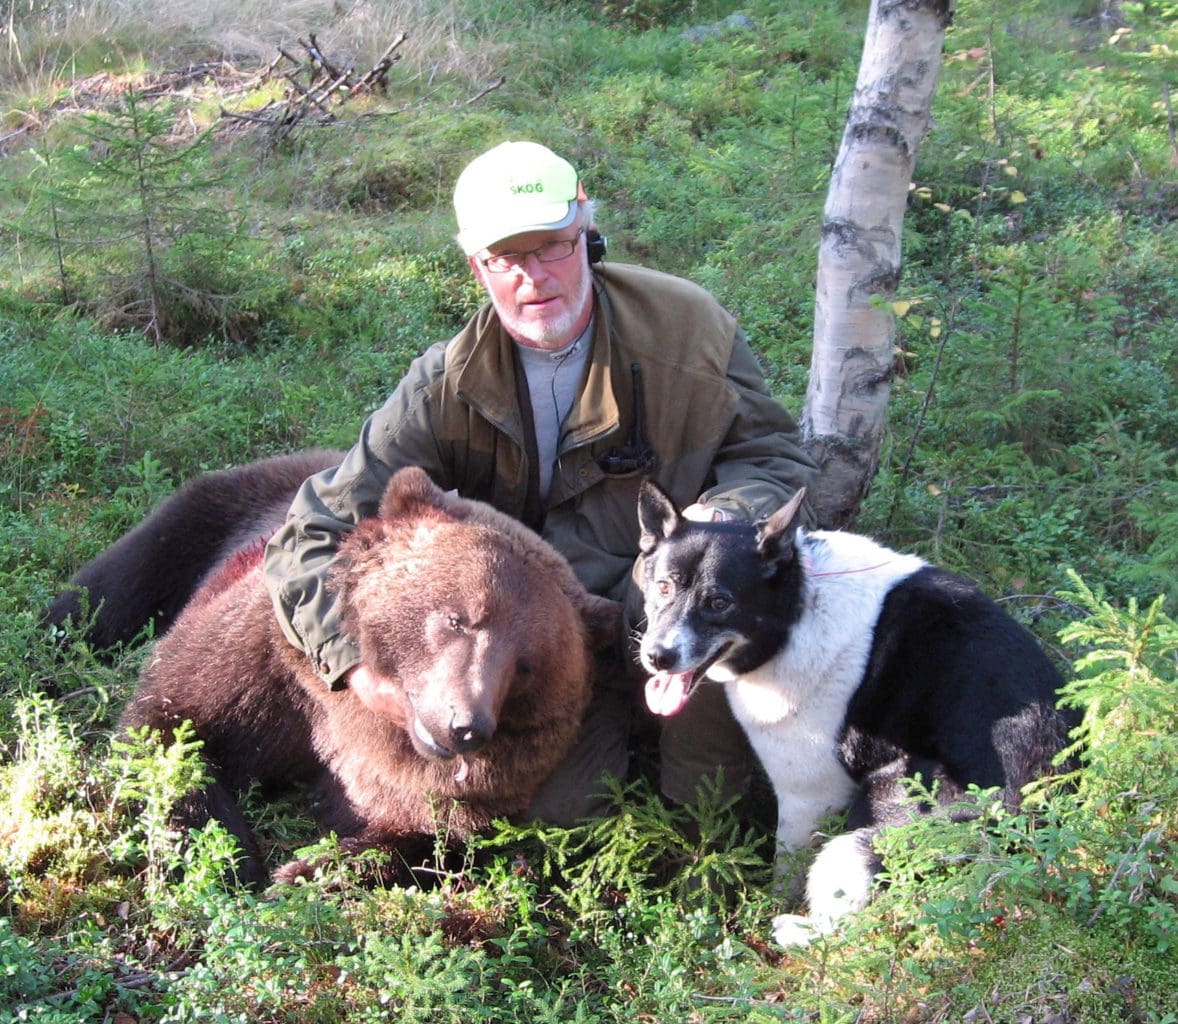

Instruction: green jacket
[263,262,817,685]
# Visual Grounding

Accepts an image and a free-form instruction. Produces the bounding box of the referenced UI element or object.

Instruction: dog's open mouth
[645,670,695,716]
[644,645,730,717]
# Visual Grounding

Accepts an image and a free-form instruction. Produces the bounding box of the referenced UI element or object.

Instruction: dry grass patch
[1,0,505,89]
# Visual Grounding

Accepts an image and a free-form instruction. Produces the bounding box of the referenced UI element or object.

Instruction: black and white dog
[637,482,1076,945]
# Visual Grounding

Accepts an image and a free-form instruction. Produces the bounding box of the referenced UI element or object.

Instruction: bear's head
[330,467,619,775]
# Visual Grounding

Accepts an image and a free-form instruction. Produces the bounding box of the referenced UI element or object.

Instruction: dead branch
[222,31,410,146]
[465,76,506,105]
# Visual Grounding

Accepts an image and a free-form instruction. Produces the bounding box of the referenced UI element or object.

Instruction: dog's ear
[637,479,680,555]
[756,488,807,571]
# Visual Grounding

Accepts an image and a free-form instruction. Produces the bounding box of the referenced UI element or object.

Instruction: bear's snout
[410,702,497,761]
[448,708,494,754]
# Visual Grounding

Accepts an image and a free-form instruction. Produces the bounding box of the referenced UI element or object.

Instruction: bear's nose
[448,711,493,754]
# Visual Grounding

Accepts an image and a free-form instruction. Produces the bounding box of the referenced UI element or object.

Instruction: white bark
[801,0,954,528]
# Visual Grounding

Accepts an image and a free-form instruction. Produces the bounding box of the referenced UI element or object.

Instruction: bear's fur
[45,449,345,651]
[119,465,620,885]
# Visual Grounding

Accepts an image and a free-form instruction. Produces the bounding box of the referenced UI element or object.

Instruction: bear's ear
[378,466,449,522]
[578,594,623,651]
[755,488,806,573]
[637,479,680,556]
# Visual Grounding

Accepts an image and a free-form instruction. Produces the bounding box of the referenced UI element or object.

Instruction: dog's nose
[647,646,679,672]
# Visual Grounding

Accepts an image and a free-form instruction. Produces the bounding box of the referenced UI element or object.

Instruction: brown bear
[118,465,620,885]
[45,449,345,651]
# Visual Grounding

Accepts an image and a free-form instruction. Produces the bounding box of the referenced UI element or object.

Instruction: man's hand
[681,502,734,523]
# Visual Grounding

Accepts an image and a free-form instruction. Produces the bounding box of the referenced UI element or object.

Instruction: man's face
[469,224,593,351]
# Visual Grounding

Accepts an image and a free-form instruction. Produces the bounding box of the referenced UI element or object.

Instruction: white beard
[496,267,593,350]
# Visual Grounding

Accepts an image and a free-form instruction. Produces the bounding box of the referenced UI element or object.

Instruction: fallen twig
[222,31,410,145]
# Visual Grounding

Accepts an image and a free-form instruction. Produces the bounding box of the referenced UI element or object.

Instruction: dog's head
[636,481,808,716]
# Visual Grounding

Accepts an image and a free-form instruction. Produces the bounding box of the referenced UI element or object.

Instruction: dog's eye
[708,595,731,612]
[446,612,465,632]
[657,580,674,597]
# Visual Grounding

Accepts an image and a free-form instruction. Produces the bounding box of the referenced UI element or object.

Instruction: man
[263,140,817,823]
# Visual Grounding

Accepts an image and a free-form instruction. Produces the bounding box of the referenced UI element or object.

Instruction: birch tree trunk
[801,0,955,529]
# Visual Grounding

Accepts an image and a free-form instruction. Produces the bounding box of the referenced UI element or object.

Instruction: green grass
[1,0,1176,1020]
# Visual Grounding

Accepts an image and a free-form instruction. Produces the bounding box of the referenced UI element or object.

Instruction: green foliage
[109,723,213,903]
[2,604,1177,1022]
[1058,573,1177,804]
[0,695,107,896]
[9,89,270,345]
[856,584,1176,1016]
[864,12,1178,594]
[481,775,772,917]
[0,0,1175,1020]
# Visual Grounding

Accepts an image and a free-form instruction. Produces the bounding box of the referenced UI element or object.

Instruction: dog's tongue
[645,671,693,717]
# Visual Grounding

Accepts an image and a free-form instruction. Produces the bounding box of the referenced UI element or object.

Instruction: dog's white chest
[726,668,852,772]
[727,671,801,725]
[719,532,926,851]
[725,668,858,849]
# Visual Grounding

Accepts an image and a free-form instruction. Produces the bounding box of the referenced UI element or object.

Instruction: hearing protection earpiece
[587,228,607,264]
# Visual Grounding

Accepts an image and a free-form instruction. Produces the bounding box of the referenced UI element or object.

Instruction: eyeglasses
[480,229,584,274]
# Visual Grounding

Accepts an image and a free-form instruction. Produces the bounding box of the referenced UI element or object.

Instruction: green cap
[453,141,581,256]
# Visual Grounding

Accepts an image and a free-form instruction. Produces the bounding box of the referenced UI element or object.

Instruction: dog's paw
[771,913,823,947]
[806,829,875,923]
